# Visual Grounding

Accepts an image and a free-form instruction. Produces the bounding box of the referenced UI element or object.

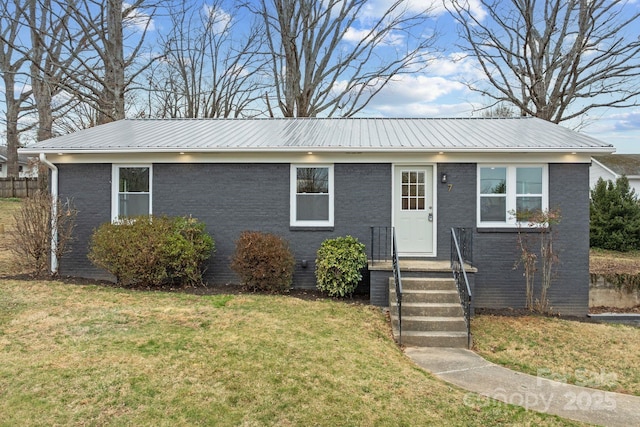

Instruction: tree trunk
[99,0,125,124]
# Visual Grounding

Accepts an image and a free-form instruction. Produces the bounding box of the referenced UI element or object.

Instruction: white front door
[394,166,434,256]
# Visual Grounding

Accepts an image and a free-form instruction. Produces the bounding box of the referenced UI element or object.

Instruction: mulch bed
[0,273,370,304]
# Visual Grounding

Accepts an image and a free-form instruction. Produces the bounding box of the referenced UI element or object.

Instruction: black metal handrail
[371,226,402,344]
[370,226,393,263]
[391,227,403,345]
[453,227,473,266]
[451,228,472,349]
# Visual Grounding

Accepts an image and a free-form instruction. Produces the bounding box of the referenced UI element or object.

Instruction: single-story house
[20,117,614,316]
[590,154,640,195]
[0,146,38,178]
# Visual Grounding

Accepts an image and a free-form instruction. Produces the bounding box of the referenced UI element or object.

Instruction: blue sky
[348,0,640,153]
[2,0,640,152]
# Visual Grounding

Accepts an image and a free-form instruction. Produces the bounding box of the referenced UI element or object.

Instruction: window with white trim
[478,165,547,227]
[112,165,152,220]
[290,165,334,227]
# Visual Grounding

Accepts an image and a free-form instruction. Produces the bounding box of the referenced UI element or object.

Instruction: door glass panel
[401,170,427,211]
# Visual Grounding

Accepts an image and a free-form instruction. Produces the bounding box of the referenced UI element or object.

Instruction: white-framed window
[290,164,334,227]
[477,164,548,227]
[112,165,152,221]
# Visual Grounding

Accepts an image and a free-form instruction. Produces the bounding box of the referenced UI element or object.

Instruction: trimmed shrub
[315,235,367,297]
[164,216,215,286]
[230,231,295,293]
[590,177,640,252]
[88,215,214,287]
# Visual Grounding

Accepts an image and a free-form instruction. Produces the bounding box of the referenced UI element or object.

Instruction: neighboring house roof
[0,146,31,164]
[592,154,640,178]
[19,117,614,154]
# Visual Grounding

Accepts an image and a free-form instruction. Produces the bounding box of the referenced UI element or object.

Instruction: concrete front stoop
[390,277,469,348]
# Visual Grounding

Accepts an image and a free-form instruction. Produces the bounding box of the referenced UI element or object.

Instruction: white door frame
[392,163,437,257]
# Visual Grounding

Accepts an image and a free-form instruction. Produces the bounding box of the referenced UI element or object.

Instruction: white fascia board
[19,145,616,156]
[45,151,595,165]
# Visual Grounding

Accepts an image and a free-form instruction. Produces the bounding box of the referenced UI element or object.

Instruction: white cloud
[563,108,640,153]
[360,0,444,19]
[359,73,476,117]
[357,0,486,21]
[203,5,232,34]
[344,27,374,43]
[343,26,405,46]
[123,3,155,32]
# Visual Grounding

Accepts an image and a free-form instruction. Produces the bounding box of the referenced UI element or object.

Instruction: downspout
[39,153,58,274]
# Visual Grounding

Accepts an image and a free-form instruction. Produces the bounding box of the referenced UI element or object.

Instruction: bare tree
[27,0,89,141]
[145,1,266,118]
[448,0,640,124]
[480,103,516,118]
[60,0,163,124]
[250,0,438,117]
[0,0,32,177]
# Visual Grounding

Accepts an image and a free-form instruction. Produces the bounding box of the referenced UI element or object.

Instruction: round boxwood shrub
[230,231,295,293]
[315,235,367,297]
[88,215,214,287]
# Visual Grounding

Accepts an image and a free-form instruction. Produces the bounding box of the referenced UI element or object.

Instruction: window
[112,165,152,220]
[478,165,547,227]
[291,165,333,227]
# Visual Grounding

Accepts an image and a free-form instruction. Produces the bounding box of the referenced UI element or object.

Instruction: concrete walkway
[406,347,640,427]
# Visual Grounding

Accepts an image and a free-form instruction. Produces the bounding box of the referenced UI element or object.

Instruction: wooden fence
[0,177,40,198]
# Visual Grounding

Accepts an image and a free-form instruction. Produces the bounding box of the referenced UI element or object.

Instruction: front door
[394,166,434,256]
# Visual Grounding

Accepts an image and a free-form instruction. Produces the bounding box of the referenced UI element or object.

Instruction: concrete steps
[389,277,470,348]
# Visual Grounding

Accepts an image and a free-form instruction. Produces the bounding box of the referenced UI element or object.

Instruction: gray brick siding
[56,161,590,315]
[57,164,114,280]
[471,163,590,316]
[436,163,477,259]
[59,163,391,289]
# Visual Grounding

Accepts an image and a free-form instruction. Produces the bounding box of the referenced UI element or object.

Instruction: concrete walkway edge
[405,347,640,427]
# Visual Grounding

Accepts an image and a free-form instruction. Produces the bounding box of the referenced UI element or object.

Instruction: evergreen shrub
[590,177,640,252]
[315,235,367,297]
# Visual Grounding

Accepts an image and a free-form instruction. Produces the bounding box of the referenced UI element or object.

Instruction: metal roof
[19,117,615,154]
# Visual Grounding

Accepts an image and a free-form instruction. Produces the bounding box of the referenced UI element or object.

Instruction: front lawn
[0,198,22,275]
[472,314,640,396]
[0,280,579,426]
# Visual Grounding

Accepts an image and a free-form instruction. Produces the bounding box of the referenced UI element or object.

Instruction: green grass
[473,314,640,396]
[0,198,23,275]
[0,280,579,426]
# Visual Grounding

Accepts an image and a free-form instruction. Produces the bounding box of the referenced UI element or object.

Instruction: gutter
[19,146,617,155]
[39,153,59,274]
